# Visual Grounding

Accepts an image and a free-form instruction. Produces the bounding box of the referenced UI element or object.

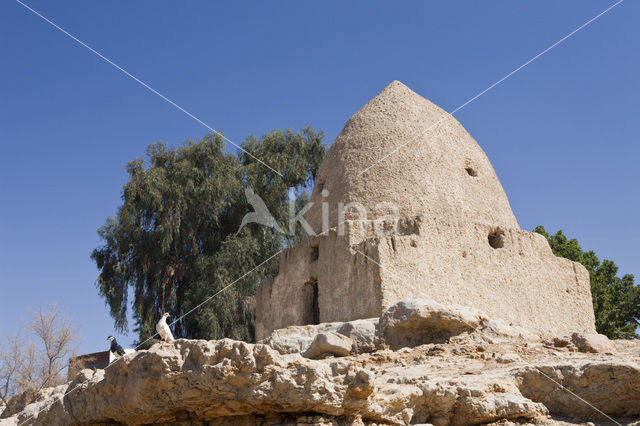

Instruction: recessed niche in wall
[302,279,319,325]
[465,167,478,177]
[488,228,505,249]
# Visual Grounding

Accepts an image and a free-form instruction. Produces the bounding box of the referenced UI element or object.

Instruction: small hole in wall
[310,246,319,262]
[410,240,417,248]
[465,167,477,177]
[462,251,467,258]
[488,229,505,249]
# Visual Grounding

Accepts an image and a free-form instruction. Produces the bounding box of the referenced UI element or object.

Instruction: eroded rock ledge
[2,300,639,425]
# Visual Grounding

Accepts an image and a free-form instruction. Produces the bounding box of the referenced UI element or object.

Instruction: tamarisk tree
[91,127,325,345]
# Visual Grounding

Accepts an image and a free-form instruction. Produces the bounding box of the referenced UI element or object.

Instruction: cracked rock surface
[2,302,639,425]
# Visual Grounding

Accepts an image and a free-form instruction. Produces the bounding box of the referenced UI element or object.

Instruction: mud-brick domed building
[255,81,595,340]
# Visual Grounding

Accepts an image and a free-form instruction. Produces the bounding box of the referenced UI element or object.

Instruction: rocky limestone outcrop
[547,333,615,354]
[377,298,537,350]
[303,332,353,359]
[3,300,639,425]
[0,339,390,425]
[261,318,378,355]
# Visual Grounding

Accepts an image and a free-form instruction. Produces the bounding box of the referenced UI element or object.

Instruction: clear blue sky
[1,1,638,355]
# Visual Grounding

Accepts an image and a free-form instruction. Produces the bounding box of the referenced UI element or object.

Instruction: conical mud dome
[256,81,595,342]
[306,81,518,233]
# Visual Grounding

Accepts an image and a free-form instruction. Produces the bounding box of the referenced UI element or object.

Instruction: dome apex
[306,81,518,234]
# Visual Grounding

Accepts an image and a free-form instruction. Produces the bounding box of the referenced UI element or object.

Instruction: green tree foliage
[534,226,640,339]
[91,127,325,346]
